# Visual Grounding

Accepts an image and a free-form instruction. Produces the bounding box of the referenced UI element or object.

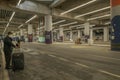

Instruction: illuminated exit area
[0,0,120,80]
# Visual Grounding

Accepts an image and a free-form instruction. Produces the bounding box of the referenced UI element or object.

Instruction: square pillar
[59,27,64,42]
[28,24,33,42]
[103,27,109,42]
[45,15,52,44]
[70,30,73,41]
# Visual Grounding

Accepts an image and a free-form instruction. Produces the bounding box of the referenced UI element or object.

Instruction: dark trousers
[4,50,12,68]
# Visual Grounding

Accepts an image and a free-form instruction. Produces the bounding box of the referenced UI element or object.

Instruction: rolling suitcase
[12,48,24,71]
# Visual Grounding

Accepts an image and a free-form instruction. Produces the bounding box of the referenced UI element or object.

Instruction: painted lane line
[49,54,57,58]
[23,46,120,78]
[98,70,120,78]
[75,62,120,78]
[28,52,39,55]
[58,57,70,62]
[91,55,120,61]
[48,54,120,78]
[75,62,90,68]
[48,54,69,62]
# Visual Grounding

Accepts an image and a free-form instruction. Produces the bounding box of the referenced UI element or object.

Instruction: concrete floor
[8,42,120,80]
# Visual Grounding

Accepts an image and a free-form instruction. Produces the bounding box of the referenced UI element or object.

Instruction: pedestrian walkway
[0,48,4,80]
[0,50,3,80]
[0,47,10,80]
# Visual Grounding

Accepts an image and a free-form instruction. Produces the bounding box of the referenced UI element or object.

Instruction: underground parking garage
[0,0,120,80]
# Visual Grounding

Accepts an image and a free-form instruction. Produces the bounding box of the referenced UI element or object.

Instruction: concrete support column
[56,30,59,40]
[20,29,23,36]
[17,31,20,37]
[88,26,93,45]
[84,22,90,43]
[90,29,93,40]
[103,27,109,42]
[84,22,90,36]
[93,30,96,40]
[45,15,52,44]
[111,0,120,50]
[59,27,64,42]
[37,20,40,37]
[78,30,81,38]
[70,30,73,41]
[28,24,33,42]
[20,29,25,41]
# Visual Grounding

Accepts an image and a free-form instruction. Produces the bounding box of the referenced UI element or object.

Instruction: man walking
[3,32,16,69]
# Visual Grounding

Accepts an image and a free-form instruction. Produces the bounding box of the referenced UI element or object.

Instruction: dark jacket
[3,36,15,53]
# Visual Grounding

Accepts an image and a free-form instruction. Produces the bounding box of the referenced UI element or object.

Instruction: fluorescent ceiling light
[18,14,37,28]
[60,0,97,15]
[53,20,66,25]
[64,29,70,31]
[4,12,15,34]
[18,24,23,28]
[6,23,10,27]
[17,0,22,6]
[25,15,37,23]
[77,26,84,29]
[70,24,81,28]
[50,0,63,7]
[60,21,78,27]
[75,6,110,18]
[3,23,10,34]
[87,14,111,21]
[105,22,111,25]
[3,0,22,34]
[9,12,15,22]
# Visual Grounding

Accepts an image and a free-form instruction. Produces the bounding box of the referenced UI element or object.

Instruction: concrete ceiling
[29,0,54,5]
[0,0,110,34]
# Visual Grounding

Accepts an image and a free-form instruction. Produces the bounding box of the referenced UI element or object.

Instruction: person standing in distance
[3,32,16,69]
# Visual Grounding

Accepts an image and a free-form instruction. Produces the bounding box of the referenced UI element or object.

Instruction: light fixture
[105,22,111,25]
[9,12,15,22]
[75,6,110,18]
[18,24,23,28]
[87,14,111,21]
[60,21,78,27]
[3,12,15,34]
[60,0,97,15]
[25,15,37,23]
[17,0,22,6]
[18,15,37,29]
[53,20,66,25]
[69,24,81,28]
[6,23,10,27]
[64,29,70,31]
[77,26,84,29]
[3,23,10,35]
[3,0,22,34]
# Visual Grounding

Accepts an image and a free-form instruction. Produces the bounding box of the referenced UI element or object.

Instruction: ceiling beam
[0,21,23,24]
[50,0,66,8]
[52,9,85,22]
[0,0,51,15]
